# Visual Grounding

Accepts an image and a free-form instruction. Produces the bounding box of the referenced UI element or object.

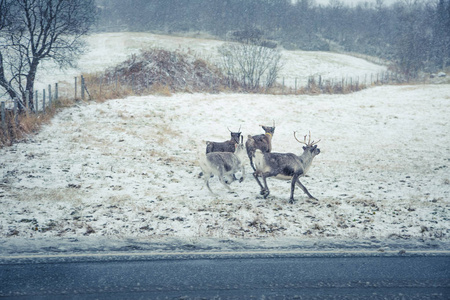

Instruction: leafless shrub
[218,41,282,91]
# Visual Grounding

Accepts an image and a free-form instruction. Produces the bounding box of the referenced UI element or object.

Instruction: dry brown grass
[149,83,172,96]
[0,97,75,148]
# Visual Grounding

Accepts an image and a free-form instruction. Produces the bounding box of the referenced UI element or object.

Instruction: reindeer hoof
[289,198,295,204]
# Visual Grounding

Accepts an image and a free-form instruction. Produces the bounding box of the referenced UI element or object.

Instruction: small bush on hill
[85,48,230,100]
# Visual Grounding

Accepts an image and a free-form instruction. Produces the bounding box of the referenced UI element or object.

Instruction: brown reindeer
[245,124,275,171]
[206,126,241,154]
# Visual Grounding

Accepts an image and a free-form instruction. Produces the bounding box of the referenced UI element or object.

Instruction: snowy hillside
[1,84,449,242]
[35,32,387,93]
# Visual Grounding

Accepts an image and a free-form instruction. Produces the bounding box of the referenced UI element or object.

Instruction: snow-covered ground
[1,32,449,250]
[1,84,449,243]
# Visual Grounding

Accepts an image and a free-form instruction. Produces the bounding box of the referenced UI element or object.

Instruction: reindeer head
[294,131,320,156]
[228,126,242,144]
[234,135,247,160]
[260,122,275,138]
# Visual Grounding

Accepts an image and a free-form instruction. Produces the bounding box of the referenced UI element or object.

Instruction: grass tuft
[0,98,75,148]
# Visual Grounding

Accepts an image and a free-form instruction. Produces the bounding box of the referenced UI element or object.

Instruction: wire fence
[80,69,404,100]
[1,70,403,139]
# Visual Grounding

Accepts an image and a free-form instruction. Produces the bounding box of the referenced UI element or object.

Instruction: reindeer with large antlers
[253,131,321,204]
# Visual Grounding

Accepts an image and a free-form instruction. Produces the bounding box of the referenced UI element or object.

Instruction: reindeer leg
[219,175,234,192]
[261,175,270,198]
[252,172,266,194]
[239,166,245,183]
[289,175,298,204]
[296,178,317,200]
[249,157,256,172]
[205,176,216,195]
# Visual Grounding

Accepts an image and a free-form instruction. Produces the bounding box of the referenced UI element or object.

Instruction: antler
[294,131,320,146]
[259,122,275,128]
[294,131,307,145]
[229,126,242,133]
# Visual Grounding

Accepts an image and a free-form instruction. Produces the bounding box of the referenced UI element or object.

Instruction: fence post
[75,77,77,99]
[81,75,85,100]
[48,84,52,108]
[1,102,5,132]
[43,89,46,114]
[55,83,58,101]
[34,90,39,114]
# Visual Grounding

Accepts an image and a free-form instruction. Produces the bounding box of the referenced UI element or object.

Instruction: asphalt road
[1,250,449,299]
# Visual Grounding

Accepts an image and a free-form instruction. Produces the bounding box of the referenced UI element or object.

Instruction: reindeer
[253,131,320,204]
[246,124,275,171]
[199,136,246,195]
[200,126,242,179]
[206,127,241,154]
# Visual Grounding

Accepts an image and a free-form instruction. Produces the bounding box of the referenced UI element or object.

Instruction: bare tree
[0,0,97,110]
[219,29,283,90]
[0,0,20,104]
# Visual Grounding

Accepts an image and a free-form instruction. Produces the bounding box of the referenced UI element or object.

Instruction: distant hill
[35,32,387,94]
